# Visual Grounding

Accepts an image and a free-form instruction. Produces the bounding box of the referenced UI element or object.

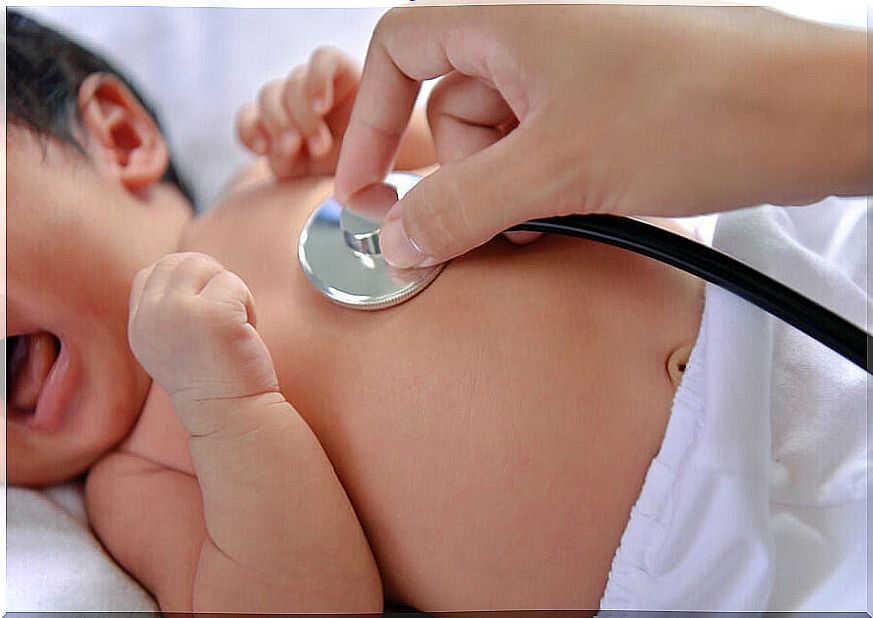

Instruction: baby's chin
[6,336,150,487]
[6,421,95,487]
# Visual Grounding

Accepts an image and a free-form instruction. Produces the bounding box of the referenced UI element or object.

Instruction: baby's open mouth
[7,332,61,418]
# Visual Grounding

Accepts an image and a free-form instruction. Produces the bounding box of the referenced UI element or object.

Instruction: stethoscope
[299,172,871,374]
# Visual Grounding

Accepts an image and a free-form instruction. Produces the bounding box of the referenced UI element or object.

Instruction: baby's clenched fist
[128,253,280,419]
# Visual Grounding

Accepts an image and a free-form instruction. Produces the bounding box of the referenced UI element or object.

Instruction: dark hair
[6,9,195,205]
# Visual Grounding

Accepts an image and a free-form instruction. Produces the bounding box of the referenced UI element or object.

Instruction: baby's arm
[90,253,382,613]
[235,46,434,185]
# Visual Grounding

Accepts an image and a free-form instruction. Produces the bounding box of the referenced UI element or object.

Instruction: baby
[7,12,704,612]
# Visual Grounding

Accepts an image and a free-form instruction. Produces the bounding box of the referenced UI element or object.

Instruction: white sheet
[7,480,158,611]
[601,198,868,611]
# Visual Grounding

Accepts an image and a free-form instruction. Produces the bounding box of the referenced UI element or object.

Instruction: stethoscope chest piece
[298,172,446,310]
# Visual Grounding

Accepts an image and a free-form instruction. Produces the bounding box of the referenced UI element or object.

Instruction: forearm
[729,16,869,206]
[788,25,868,199]
[180,392,383,613]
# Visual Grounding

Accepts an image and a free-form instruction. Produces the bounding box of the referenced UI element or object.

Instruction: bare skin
[92,169,703,612]
[79,48,704,612]
[10,10,865,609]
[335,4,869,267]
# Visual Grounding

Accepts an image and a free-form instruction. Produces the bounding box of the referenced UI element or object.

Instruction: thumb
[379,128,568,267]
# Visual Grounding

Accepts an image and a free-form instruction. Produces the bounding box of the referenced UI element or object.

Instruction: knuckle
[170,253,206,276]
[235,106,255,135]
[287,66,307,88]
[190,251,220,269]
[162,250,196,266]
[309,46,330,68]
[314,44,340,58]
[283,70,308,107]
[280,90,297,114]
[257,79,279,107]
[374,8,401,38]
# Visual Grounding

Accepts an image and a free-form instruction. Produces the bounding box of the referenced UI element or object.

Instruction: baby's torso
[122,174,703,610]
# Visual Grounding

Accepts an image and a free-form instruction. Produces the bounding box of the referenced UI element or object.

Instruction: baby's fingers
[239,86,303,177]
[199,269,259,329]
[236,102,268,155]
[268,132,304,180]
[257,78,295,143]
[282,67,332,157]
[128,264,154,323]
[305,46,359,115]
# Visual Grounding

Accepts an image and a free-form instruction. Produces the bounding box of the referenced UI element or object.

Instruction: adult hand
[335,4,867,267]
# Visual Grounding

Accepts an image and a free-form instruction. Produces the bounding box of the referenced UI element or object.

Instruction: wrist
[172,389,288,438]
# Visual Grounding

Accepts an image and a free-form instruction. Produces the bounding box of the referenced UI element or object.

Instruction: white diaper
[599,198,869,611]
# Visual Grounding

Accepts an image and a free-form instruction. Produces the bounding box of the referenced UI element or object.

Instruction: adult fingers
[335,6,494,204]
[426,70,516,164]
[378,125,569,267]
[426,72,544,246]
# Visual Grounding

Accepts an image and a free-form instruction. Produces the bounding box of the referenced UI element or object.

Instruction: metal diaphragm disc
[298,172,446,310]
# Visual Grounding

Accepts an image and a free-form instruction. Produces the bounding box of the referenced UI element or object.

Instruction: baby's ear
[77,73,169,192]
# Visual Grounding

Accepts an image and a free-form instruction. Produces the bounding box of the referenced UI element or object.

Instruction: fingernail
[346,183,398,220]
[307,133,324,157]
[379,213,433,268]
[312,95,327,114]
[278,130,300,156]
[308,130,330,157]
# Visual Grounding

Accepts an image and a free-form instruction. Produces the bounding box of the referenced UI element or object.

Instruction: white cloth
[6,480,159,612]
[600,196,869,611]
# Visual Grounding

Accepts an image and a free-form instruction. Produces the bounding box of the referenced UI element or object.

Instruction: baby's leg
[128,252,382,612]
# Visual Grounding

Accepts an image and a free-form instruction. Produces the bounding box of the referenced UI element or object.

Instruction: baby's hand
[128,253,280,425]
[236,46,361,180]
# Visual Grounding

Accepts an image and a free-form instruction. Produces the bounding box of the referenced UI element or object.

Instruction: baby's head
[6,11,194,485]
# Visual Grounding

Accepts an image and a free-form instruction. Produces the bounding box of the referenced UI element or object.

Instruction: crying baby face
[5,126,191,486]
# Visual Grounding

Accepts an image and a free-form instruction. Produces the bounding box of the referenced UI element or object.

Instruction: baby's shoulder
[117,383,195,476]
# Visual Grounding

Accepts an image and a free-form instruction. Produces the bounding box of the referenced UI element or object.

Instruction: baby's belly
[182,177,703,610]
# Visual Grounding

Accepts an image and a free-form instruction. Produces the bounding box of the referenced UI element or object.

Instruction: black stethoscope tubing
[510,214,870,374]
